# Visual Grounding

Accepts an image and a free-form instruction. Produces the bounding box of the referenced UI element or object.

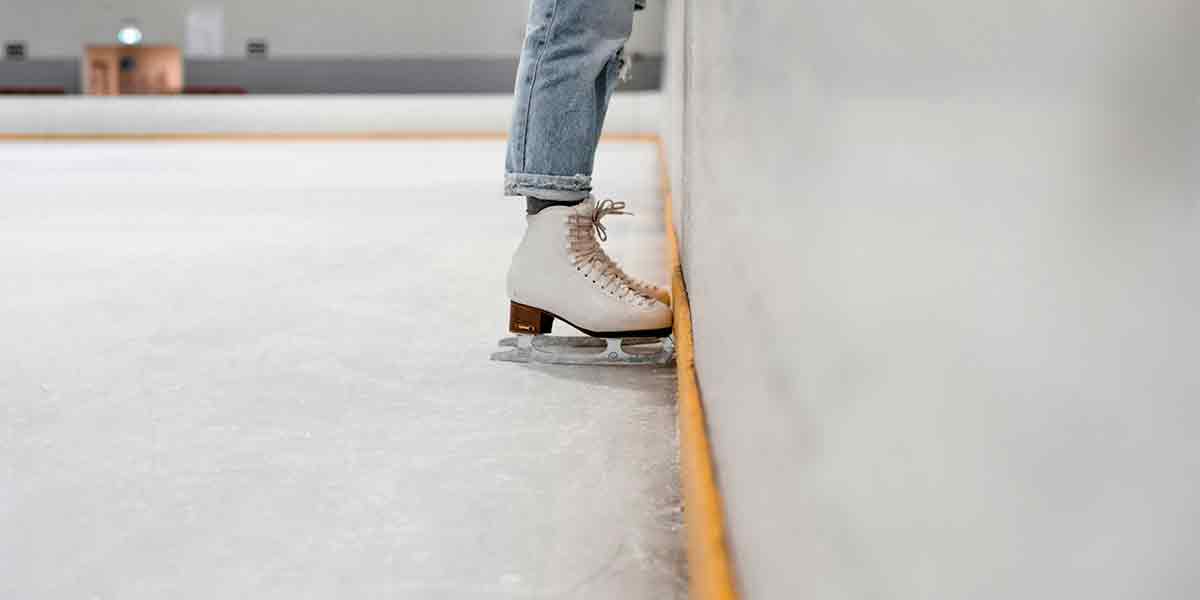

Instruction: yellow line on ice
[0,131,661,143]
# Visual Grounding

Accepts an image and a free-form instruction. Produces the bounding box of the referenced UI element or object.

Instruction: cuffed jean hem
[504,172,592,201]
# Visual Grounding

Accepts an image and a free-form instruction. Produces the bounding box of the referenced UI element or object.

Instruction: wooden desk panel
[84,46,182,95]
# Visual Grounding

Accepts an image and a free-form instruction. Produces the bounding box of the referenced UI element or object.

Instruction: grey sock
[526,196,584,215]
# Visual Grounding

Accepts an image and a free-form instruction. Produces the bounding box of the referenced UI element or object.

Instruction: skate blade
[491,335,675,366]
[497,336,665,349]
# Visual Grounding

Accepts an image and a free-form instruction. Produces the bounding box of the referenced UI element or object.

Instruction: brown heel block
[509,301,554,335]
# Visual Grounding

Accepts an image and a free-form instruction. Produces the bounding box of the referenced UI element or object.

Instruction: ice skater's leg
[505,0,635,204]
[495,0,671,357]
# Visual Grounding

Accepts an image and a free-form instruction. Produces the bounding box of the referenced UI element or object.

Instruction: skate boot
[491,198,674,365]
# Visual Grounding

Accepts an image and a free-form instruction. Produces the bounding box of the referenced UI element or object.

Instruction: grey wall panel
[0,0,665,58]
[0,60,79,92]
[0,57,662,94]
[185,57,662,94]
[667,1,1200,598]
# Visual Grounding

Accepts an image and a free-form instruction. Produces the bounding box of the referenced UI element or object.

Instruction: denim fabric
[505,0,636,201]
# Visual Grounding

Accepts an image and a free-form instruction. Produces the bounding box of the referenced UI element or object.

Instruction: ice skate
[491,198,674,366]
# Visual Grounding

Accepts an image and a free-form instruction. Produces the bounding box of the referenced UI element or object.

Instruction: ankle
[526,196,584,215]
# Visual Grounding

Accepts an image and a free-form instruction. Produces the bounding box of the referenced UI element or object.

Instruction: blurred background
[0,1,664,94]
[0,1,663,134]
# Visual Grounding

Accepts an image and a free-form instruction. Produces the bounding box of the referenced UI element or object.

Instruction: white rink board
[0,140,683,599]
[0,93,662,136]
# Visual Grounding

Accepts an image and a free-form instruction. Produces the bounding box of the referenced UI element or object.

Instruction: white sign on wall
[185,6,224,57]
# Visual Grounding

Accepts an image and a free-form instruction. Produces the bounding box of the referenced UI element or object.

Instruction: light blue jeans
[504,0,636,201]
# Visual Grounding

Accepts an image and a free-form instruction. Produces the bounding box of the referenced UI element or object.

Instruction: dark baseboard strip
[0,56,662,94]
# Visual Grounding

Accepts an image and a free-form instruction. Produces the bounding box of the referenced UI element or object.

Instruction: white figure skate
[491,198,674,366]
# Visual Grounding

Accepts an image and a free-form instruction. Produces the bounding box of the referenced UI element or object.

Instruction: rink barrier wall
[0,93,662,137]
[659,139,740,600]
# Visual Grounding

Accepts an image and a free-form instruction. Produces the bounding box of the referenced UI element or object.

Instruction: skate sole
[507,300,673,339]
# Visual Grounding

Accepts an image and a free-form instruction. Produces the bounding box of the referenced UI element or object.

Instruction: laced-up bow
[590,198,632,241]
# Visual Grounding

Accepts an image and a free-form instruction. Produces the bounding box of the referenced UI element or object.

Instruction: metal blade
[491,335,675,366]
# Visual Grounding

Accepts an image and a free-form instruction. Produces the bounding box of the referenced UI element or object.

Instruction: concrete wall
[0,0,665,58]
[666,2,1200,598]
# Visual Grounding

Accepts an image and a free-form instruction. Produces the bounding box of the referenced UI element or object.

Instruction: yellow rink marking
[0,131,661,143]
[657,139,739,600]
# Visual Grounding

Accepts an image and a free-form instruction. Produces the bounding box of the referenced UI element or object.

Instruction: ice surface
[0,140,684,599]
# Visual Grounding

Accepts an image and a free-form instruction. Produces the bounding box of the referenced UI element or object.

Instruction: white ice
[0,140,684,599]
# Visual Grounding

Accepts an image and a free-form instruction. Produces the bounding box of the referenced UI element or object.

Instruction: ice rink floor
[0,139,684,599]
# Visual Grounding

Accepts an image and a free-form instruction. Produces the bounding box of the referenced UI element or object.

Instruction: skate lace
[590,198,631,241]
[593,200,665,298]
[567,199,655,307]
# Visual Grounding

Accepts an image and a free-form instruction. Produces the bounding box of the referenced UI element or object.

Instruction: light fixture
[117,20,143,46]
